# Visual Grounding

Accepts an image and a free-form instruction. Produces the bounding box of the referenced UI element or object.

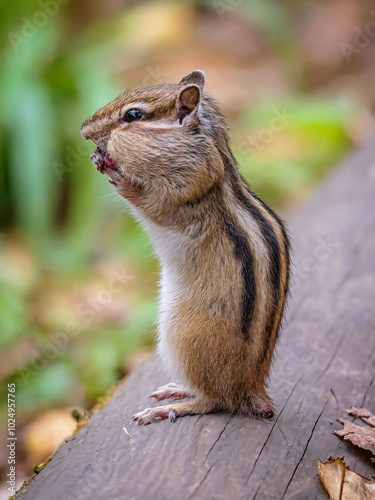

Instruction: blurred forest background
[1,0,375,492]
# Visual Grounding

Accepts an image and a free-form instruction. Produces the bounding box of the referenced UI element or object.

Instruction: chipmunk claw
[149,382,193,402]
[131,407,177,425]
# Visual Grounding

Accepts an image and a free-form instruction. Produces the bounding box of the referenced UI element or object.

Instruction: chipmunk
[81,70,290,425]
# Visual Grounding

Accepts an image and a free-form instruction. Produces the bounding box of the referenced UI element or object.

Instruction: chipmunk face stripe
[224,220,256,340]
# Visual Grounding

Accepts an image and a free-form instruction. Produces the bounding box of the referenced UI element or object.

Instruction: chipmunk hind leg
[131,399,220,426]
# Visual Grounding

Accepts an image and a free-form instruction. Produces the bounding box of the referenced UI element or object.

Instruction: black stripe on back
[224,220,256,341]
[247,190,291,362]
[221,154,283,360]
[255,193,291,286]
[253,191,291,307]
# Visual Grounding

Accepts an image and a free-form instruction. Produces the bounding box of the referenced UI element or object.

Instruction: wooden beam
[17,143,375,500]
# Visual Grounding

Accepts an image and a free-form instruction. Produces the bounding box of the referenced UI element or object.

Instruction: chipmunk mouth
[90,147,118,173]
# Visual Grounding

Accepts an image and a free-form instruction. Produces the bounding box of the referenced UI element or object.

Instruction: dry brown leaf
[317,457,375,500]
[334,418,375,457]
[347,408,375,427]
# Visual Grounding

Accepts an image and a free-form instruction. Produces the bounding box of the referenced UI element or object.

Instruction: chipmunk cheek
[109,133,130,161]
[107,143,120,166]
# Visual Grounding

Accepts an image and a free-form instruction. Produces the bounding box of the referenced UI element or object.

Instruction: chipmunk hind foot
[131,399,220,426]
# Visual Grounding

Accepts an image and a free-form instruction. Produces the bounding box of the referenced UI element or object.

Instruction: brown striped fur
[81,70,291,423]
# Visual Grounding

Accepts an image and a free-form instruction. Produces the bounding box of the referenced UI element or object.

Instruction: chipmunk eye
[124,109,143,122]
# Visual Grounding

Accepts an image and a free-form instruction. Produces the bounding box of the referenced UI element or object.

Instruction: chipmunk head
[80,70,229,216]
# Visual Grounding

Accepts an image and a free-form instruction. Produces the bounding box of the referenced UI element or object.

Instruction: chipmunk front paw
[131,406,177,426]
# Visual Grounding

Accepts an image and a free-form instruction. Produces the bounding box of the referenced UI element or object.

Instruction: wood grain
[18,143,375,500]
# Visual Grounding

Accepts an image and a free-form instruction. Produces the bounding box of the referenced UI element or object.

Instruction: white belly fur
[157,266,186,383]
[130,207,189,384]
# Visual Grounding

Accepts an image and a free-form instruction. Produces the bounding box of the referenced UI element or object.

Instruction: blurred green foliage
[234,97,352,205]
[0,0,354,423]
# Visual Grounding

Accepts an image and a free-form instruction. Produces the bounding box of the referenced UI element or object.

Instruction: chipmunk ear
[177,71,205,124]
[179,70,205,91]
[177,84,201,125]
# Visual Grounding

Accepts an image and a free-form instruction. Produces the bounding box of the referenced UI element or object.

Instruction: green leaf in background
[1,25,58,237]
[234,96,352,206]
[1,363,81,422]
[75,299,157,398]
[0,282,31,347]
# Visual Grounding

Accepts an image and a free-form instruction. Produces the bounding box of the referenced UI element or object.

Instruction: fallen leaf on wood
[317,457,375,500]
[334,418,375,456]
[346,407,375,427]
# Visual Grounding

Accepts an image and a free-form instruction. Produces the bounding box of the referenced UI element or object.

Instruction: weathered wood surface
[19,143,375,500]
